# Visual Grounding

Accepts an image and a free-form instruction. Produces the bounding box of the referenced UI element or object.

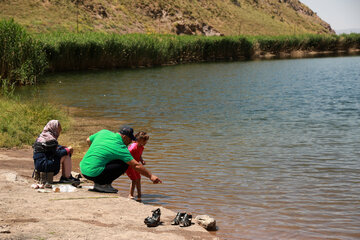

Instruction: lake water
[25,56,360,239]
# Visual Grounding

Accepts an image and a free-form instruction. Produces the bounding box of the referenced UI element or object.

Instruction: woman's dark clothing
[82,160,129,185]
[33,143,68,176]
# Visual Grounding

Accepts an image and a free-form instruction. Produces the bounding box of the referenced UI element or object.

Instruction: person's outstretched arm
[127,159,162,184]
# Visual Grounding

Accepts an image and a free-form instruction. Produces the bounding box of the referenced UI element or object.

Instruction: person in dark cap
[80,127,161,193]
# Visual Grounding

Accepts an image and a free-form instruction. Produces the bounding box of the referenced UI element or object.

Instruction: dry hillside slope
[0,0,334,35]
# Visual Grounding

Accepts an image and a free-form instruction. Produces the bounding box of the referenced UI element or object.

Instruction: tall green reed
[0,19,47,92]
[37,32,255,71]
[37,32,359,72]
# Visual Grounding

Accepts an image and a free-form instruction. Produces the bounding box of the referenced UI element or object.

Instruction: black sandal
[144,208,161,227]
[179,213,192,227]
[171,212,186,225]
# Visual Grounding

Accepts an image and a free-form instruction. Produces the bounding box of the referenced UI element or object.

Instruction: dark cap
[119,127,136,141]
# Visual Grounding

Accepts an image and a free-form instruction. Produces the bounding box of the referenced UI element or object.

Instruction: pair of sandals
[144,209,192,228]
[171,212,192,227]
[144,208,161,227]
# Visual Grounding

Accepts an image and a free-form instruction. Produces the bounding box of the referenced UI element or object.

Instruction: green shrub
[340,33,360,49]
[0,19,47,90]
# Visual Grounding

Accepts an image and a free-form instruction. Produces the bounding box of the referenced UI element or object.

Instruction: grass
[0,96,70,148]
[0,0,334,36]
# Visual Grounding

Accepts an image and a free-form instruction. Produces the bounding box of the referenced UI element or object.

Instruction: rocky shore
[0,148,218,240]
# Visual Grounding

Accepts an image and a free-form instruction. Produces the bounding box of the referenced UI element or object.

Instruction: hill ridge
[0,0,334,35]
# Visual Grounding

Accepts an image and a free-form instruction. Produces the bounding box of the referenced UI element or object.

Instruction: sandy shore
[0,148,218,240]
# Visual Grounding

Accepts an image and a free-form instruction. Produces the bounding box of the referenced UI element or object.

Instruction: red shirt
[128,142,144,162]
[126,142,144,180]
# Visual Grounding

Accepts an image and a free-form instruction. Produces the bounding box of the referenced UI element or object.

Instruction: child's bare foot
[128,195,134,199]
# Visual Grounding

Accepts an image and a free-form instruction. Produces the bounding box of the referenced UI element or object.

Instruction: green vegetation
[0,19,47,90]
[37,32,360,71]
[253,34,343,53]
[0,96,70,148]
[37,33,253,71]
[339,33,360,49]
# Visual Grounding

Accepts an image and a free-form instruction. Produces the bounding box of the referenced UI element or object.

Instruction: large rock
[195,215,217,231]
[175,22,222,36]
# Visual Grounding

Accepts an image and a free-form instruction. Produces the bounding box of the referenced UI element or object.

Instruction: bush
[340,33,360,49]
[0,19,47,90]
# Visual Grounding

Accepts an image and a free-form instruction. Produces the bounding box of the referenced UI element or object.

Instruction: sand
[0,148,218,240]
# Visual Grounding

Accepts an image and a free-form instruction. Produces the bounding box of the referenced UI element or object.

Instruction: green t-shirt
[80,129,133,177]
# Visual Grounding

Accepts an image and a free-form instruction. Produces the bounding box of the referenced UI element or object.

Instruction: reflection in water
[19,56,360,239]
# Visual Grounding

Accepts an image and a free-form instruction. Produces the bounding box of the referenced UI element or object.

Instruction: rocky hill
[0,0,334,35]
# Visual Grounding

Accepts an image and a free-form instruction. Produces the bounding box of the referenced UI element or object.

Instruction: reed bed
[1,19,360,87]
[253,34,340,52]
[37,32,360,72]
[36,33,254,71]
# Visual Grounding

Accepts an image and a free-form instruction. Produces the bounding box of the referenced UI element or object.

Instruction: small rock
[194,215,217,231]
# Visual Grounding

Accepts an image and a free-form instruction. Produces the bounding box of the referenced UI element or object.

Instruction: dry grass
[0,0,333,36]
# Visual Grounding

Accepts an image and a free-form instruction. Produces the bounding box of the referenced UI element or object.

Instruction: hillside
[0,0,334,36]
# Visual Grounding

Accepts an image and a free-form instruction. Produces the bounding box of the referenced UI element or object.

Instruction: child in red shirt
[126,131,149,199]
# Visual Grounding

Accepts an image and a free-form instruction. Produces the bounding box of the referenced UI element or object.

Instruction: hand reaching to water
[150,174,162,184]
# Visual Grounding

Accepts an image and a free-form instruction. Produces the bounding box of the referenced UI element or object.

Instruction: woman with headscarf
[33,120,78,183]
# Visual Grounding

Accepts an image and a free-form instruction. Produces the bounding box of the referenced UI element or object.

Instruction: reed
[339,33,360,49]
[0,19,47,89]
[36,32,360,72]
[36,32,254,71]
[253,34,343,52]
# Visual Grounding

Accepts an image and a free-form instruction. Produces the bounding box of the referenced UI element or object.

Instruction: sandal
[171,212,186,225]
[144,208,161,227]
[179,213,192,227]
[145,217,160,227]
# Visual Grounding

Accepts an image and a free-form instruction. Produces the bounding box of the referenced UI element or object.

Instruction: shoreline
[45,48,360,73]
[252,48,360,60]
[0,148,218,240]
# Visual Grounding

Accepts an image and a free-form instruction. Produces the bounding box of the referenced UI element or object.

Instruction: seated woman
[33,120,78,183]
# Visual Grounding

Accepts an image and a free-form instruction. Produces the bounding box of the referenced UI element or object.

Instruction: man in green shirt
[80,127,161,193]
